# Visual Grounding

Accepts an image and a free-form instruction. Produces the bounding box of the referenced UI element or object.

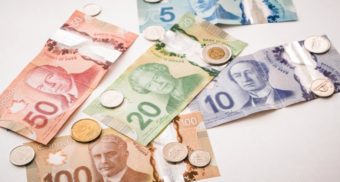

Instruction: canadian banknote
[26,112,219,182]
[190,0,297,25]
[0,11,137,144]
[84,13,247,146]
[138,0,297,31]
[187,36,340,128]
[138,0,195,32]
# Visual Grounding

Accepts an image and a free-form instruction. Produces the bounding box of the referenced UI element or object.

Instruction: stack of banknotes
[1,1,340,182]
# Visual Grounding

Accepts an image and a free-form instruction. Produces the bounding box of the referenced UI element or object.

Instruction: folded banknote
[0,11,137,144]
[187,36,340,128]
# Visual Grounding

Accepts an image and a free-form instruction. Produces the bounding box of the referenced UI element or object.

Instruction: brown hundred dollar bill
[0,10,137,144]
[25,112,219,182]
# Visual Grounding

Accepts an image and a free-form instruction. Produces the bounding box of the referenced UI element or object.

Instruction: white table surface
[1,0,340,181]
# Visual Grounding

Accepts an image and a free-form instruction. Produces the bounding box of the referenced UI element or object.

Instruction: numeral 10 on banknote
[205,92,234,113]
[44,166,91,182]
[24,101,58,129]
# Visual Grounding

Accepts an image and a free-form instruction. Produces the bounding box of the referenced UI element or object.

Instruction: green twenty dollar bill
[84,14,247,145]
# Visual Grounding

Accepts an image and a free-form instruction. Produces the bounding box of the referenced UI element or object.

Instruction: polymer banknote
[26,112,219,182]
[138,0,298,32]
[84,13,247,145]
[187,36,340,128]
[0,11,137,144]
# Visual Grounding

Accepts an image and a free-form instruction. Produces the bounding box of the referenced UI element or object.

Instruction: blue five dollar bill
[138,0,298,32]
[187,36,340,128]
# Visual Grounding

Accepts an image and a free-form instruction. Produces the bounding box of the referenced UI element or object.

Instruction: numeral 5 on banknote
[0,11,138,144]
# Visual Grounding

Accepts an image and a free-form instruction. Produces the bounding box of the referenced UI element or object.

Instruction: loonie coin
[82,3,102,17]
[310,78,335,97]
[71,119,102,143]
[143,25,165,41]
[304,36,331,54]
[163,142,188,163]
[188,150,211,167]
[144,0,162,3]
[100,90,124,108]
[9,145,35,166]
[202,44,232,65]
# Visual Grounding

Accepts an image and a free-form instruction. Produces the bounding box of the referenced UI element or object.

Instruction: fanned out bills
[138,0,298,32]
[26,112,219,182]
[0,11,138,144]
[187,36,340,128]
[84,13,247,146]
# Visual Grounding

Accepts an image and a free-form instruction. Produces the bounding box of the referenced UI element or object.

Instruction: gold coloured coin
[202,44,232,65]
[71,119,102,143]
[208,47,226,60]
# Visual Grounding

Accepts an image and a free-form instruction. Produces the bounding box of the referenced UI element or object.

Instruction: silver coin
[202,44,232,65]
[143,25,165,41]
[10,145,35,166]
[310,78,335,97]
[162,142,188,163]
[100,90,124,108]
[82,3,102,17]
[304,36,331,54]
[188,150,211,167]
[144,0,162,3]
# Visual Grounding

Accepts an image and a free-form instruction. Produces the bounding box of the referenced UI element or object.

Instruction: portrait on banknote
[227,59,295,109]
[128,63,203,114]
[25,64,101,110]
[89,135,152,182]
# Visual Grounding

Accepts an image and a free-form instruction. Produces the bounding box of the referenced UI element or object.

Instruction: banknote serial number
[23,101,58,129]
[127,102,161,130]
[44,166,91,182]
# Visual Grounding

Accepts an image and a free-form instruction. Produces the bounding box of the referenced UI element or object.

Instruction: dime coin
[163,142,188,163]
[10,145,35,166]
[71,119,102,143]
[82,3,102,17]
[202,44,232,65]
[100,90,124,108]
[143,25,165,41]
[144,0,162,3]
[189,150,211,167]
[310,78,335,97]
[304,36,331,54]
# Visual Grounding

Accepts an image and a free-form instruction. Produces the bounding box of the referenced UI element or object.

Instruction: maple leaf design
[9,99,28,113]
[47,150,67,166]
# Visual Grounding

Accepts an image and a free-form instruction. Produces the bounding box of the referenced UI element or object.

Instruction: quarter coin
[100,90,124,108]
[71,119,102,143]
[304,36,331,54]
[163,142,188,163]
[188,150,211,167]
[10,145,35,166]
[82,3,102,17]
[202,44,232,65]
[143,25,165,41]
[310,78,335,97]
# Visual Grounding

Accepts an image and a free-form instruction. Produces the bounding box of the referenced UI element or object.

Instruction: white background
[1,0,340,182]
